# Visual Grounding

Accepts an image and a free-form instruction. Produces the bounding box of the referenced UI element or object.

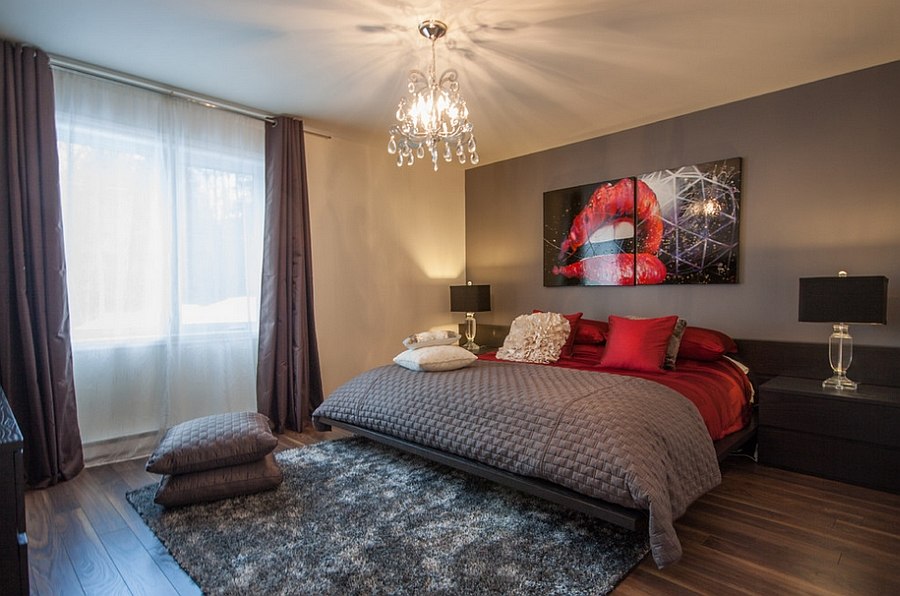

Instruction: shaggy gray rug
[127,437,649,595]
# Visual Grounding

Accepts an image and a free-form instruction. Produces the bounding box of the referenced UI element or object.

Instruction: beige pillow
[393,345,477,371]
[402,330,461,350]
[496,312,570,364]
[154,452,283,507]
[146,411,278,475]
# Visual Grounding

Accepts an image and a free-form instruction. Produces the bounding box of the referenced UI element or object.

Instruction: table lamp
[798,272,888,390]
[450,282,491,351]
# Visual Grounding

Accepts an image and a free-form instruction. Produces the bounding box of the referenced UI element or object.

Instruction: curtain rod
[48,54,332,139]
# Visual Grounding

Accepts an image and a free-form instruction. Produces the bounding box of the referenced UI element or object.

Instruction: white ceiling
[2,0,899,165]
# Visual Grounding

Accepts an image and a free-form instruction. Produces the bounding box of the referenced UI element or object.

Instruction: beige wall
[465,61,900,347]
[305,131,466,395]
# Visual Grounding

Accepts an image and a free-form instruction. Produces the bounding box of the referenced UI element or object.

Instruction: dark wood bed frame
[320,337,900,533]
[320,413,757,533]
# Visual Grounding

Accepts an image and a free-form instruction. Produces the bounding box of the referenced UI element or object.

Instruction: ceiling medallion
[387,19,478,171]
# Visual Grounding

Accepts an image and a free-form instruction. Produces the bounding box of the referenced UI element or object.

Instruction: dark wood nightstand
[758,376,900,493]
[468,345,497,356]
[0,389,28,596]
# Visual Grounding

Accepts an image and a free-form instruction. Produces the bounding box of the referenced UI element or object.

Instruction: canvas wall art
[543,158,742,286]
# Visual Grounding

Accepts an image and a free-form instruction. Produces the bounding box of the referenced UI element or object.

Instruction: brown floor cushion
[146,411,278,475]
[154,452,283,507]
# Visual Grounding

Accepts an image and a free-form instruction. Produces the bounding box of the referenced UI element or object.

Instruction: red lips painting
[544,158,741,286]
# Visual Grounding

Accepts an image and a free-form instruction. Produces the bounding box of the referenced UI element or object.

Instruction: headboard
[468,324,900,388]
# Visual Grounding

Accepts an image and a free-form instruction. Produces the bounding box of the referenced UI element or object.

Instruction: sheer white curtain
[54,70,265,464]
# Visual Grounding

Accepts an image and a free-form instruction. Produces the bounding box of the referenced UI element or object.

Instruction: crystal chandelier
[387,20,478,171]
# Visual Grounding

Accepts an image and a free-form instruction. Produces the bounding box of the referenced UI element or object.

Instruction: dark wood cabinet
[0,388,28,596]
[758,376,900,493]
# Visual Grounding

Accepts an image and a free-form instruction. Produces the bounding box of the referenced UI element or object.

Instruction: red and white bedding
[479,344,752,441]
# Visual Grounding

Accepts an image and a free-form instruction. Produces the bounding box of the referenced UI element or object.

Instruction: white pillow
[393,345,477,372]
[402,330,461,350]
[496,312,570,364]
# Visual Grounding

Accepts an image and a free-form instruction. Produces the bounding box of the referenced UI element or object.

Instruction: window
[56,86,264,343]
[54,69,265,463]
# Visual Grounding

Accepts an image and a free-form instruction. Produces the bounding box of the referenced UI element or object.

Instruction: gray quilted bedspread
[313,360,721,567]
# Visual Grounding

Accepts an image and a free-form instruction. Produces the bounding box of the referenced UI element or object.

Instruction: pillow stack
[495,310,738,372]
[394,330,477,372]
[578,315,736,370]
[145,411,282,507]
[599,315,682,372]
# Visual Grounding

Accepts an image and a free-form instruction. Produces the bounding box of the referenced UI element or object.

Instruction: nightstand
[468,345,497,356]
[758,376,900,493]
[0,389,28,596]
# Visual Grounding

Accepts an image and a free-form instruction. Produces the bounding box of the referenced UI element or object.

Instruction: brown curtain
[257,116,324,433]
[0,41,84,487]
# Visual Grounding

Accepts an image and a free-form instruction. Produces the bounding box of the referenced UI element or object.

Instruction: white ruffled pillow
[496,312,571,364]
[393,345,477,372]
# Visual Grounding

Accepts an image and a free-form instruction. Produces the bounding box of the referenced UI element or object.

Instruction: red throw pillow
[571,343,604,360]
[533,310,583,357]
[678,326,738,361]
[599,315,679,372]
[574,318,608,345]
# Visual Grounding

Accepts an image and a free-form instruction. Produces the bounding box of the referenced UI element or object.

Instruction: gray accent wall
[465,61,900,347]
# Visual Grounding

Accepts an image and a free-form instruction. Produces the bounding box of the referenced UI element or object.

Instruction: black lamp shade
[450,284,491,313]
[798,276,888,324]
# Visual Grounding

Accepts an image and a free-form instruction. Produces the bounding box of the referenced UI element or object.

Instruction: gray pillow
[153,452,283,507]
[664,318,688,370]
[146,411,278,475]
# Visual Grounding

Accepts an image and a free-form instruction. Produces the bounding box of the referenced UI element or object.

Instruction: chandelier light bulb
[387,20,478,172]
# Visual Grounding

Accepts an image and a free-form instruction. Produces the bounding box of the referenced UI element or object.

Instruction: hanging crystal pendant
[387,20,478,171]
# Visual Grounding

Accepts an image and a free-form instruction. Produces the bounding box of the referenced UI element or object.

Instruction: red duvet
[479,344,752,441]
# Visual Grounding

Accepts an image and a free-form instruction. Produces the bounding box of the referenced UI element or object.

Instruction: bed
[313,314,755,568]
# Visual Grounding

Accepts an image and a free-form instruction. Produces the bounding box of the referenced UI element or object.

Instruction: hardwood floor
[24,430,900,595]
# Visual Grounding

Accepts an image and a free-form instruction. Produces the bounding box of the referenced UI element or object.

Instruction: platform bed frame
[318,411,758,533]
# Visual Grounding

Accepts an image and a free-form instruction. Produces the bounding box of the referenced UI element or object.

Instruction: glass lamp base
[822,374,857,391]
[463,312,479,352]
[825,323,856,390]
